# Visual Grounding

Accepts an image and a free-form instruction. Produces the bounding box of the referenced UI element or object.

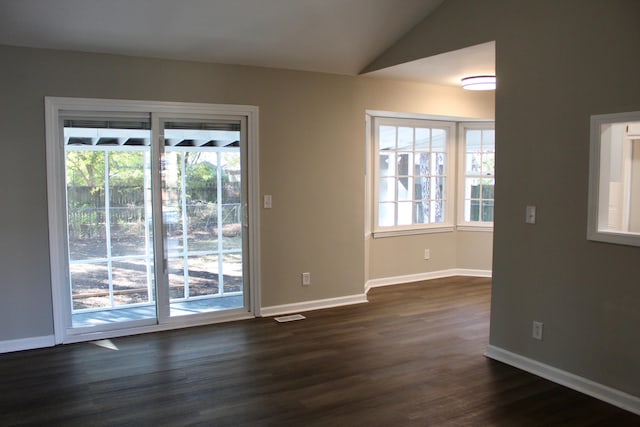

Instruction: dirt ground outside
[70,227,243,310]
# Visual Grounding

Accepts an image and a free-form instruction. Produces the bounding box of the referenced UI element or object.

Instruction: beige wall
[361,76,495,281]
[370,0,640,398]
[0,44,493,342]
[368,230,493,280]
[369,233,457,279]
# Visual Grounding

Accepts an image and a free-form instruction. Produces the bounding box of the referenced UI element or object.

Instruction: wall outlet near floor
[263,194,273,209]
[532,321,544,340]
[424,249,431,260]
[526,205,536,224]
[301,272,311,286]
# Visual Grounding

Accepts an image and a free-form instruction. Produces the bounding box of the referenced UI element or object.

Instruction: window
[588,111,640,247]
[458,123,495,229]
[373,117,455,236]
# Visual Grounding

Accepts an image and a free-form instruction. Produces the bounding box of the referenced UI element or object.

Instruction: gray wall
[369,0,640,397]
[0,44,493,342]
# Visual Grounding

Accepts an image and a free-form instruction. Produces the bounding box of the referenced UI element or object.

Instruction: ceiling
[0,0,494,87]
[362,41,495,87]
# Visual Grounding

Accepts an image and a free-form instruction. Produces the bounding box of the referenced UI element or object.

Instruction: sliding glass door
[65,116,157,328]
[159,118,247,319]
[46,99,256,342]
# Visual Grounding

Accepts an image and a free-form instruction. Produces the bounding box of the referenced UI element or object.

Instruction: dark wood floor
[1,276,638,426]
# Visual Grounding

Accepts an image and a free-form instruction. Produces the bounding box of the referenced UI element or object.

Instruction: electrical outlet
[302,272,311,286]
[532,321,543,340]
[264,195,272,209]
[526,205,536,224]
[424,249,430,260]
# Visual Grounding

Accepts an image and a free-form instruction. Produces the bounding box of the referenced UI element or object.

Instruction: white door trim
[45,97,260,344]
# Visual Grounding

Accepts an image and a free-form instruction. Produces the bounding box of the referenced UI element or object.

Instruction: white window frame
[457,122,495,231]
[371,116,455,238]
[45,97,261,343]
[587,110,640,247]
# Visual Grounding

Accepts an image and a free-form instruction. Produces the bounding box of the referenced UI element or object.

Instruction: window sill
[588,229,640,248]
[456,224,494,232]
[373,226,454,239]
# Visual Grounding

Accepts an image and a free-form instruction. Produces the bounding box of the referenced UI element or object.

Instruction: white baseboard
[260,293,368,317]
[485,345,640,416]
[0,335,56,354]
[365,268,492,293]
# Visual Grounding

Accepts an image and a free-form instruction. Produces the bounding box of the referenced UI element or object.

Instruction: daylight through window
[373,117,455,235]
[369,114,495,237]
[460,124,495,226]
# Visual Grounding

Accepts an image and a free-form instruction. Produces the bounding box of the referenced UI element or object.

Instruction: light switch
[264,195,272,209]
[525,205,536,224]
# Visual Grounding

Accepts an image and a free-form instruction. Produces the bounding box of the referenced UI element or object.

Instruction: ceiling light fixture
[461,75,496,91]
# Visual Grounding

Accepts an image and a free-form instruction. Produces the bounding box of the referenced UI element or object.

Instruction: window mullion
[180,152,189,300]
[217,150,224,296]
[144,151,154,304]
[394,126,399,226]
[104,150,115,309]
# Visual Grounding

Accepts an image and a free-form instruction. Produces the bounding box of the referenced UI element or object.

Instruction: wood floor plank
[0,276,638,426]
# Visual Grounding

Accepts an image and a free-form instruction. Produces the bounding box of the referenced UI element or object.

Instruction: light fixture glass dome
[461,75,496,91]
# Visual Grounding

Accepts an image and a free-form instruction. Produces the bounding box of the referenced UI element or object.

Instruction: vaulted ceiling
[0,0,494,86]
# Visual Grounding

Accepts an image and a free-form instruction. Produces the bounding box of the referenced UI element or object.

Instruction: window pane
[465,178,480,199]
[466,130,482,152]
[414,200,429,224]
[66,151,107,260]
[186,203,218,252]
[462,125,496,225]
[434,153,446,175]
[222,204,242,250]
[396,152,412,177]
[432,129,447,151]
[379,125,396,150]
[163,152,184,253]
[415,128,430,151]
[397,177,413,201]
[482,153,495,175]
[378,202,395,226]
[185,152,217,252]
[415,176,430,201]
[466,152,482,175]
[379,177,395,202]
[414,152,430,175]
[434,176,446,201]
[397,202,413,225]
[466,199,480,222]
[168,257,186,299]
[398,127,413,150]
[481,180,495,198]
[482,201,495,222]
[109,151,149,257]
[223,253,244,293]
[187,255,219,297]
[483,129,495,150]
[379,152,395,176]
[70,263,109,310]
[432,199,446,223]
[112,260,153,306]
